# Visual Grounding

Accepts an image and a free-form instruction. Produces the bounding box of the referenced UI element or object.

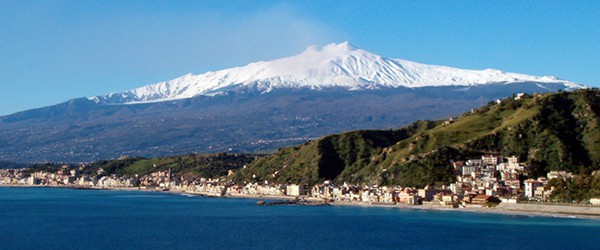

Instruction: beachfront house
[524,179,544,199]
[286,184,307,197]
[471,195,501,205]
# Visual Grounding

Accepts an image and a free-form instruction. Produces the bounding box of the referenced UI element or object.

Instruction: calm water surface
[1,187,599,249]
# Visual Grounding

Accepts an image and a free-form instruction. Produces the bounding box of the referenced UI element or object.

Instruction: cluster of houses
[449,155,576,203]
[0,166,140,188]
[1,155,597,207]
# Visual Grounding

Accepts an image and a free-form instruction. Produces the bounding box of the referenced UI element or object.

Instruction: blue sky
[1,0,598,115]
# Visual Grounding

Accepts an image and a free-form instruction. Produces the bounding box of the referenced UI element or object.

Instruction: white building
[482,155,499,166]
[286,184,306,197]
[524,179,544,199]
[462,165,477,176]
[505,156,524,171]
[449,183,462,195]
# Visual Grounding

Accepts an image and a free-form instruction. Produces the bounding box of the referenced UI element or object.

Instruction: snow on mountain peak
[92,42,585,104]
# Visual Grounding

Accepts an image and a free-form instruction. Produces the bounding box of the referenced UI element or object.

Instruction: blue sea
[0,187,599,249]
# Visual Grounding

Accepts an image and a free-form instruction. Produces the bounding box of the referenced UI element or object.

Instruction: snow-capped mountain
[90,42,584,104]
[0,42,587,163]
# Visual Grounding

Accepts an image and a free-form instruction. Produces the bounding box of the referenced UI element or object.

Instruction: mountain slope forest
[233,89,600,188]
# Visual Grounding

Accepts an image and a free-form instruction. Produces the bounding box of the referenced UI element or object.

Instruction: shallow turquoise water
[1,187,598,249]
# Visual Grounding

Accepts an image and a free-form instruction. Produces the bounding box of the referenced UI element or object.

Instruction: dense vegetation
[235,89,600,188]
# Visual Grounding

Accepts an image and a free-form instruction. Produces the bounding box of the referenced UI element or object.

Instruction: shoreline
[329,200,600,220]
[3,184,600,220]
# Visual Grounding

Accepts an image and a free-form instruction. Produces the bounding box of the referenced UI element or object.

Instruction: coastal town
[2,155,600,209]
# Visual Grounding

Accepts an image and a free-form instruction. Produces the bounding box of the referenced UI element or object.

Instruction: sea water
[1,187,599,249]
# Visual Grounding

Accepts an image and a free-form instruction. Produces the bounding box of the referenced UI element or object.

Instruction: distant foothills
[0,43,585,163]
[2,89,600,206]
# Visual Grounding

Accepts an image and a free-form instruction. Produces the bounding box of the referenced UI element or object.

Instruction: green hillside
[234,89,600,187]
